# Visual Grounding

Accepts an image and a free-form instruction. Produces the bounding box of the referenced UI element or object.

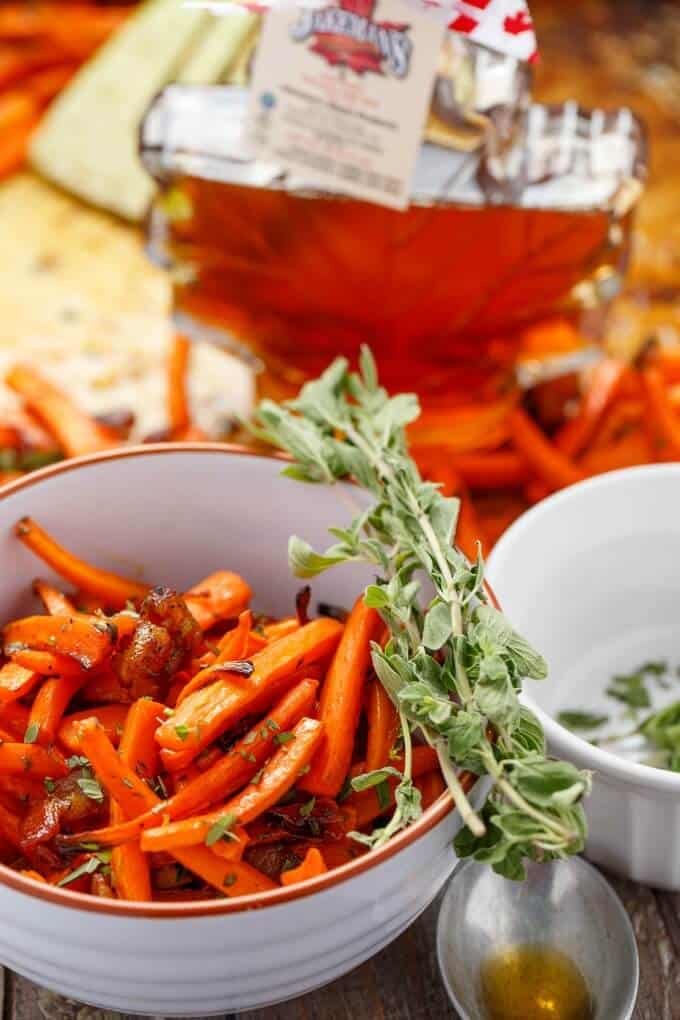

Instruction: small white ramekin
[0,445,478,1014]
[487,464,680,890]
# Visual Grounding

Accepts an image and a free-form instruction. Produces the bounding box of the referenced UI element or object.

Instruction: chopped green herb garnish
[606,672,651,711]
[242,731,257,745]
[163,707,174,718]
[205,812,238,847]
[24,722,40,744]
[121,778,134,789]
[66,755,90,770]
[44,778,56,794]
[57,856,100,887]
[77,777,104,803]
[266,719,280,732]
[299,797,316,818]
[174,724,190,741]
[273,731,295,746]
[222,872,237,888]
[557,711,610,733]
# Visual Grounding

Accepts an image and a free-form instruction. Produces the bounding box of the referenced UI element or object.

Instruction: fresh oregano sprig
[254,347,590,879]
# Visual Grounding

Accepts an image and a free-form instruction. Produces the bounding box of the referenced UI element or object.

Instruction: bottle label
[246,0,446,209]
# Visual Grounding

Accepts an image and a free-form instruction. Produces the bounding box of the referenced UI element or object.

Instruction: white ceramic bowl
[0,444,478,1015]
[487,465,680,890]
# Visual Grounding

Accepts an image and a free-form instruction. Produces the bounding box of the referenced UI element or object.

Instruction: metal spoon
[437,856,639,1020]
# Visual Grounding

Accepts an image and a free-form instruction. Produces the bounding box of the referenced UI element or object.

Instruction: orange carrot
[578,431,652,475]
[33,579,76,616]
[262,618,300,642]
[0,107,39,179]
[0,799,22,849]
[450,451,530,489]
[183,571,252,631]
[7,648,87,679]
[0,663,40,705]
[345,745,439,828]
[300,598,380,797]
[208,824,249,861]
[167,334,191,436]
[280,847,328,886]
[74,721,274,896]
[509,408,585,490]
[111,700,163,902]
[27,674,85,746]
[141,717,323,851]
[0,741,67,778]
[554,359,627,457]
[156,618,342,767]
[176,610,252,705]
[80,670,132,704]
[65,678,320,848]
[16,517,149,609]
[3,613,115,671]
[365,681,399,772]
[418,770,447,809]
[641,366,680,457]
[6,365,117,457]
[58,704,129,752]
[0,702,29,740]
[26,63,76,105]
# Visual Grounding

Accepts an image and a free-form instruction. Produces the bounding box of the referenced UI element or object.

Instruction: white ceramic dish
[487,464,680,890]
[0,444,479,1015]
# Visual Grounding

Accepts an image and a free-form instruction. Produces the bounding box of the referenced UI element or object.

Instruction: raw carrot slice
[280,847,328,886]
[509,408,585,490]
[3,614,115,670]
[58,704,129,752]
[141,717,323,851]
[27,674,85,746]
[5,365,117,457]
[365,681,399,772]
[15,517,149,609]
[183,571,252,631]
[156,618,341,767]
[300,598,380,797]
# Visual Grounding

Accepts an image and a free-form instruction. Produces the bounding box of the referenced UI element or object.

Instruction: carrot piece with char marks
[182,571,252,631]
[280,847,328,886]
[0,742,67,778]
[3,613,115,670]
[156,618,341,768]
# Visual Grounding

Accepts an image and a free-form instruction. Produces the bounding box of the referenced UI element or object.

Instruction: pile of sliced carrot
[413,347,680,558]
[0,3,132,181]
[0,334,208,484]
[0,517,445,901]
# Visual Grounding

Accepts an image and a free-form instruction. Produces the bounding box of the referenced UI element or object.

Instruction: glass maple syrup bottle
[140,8,646,440]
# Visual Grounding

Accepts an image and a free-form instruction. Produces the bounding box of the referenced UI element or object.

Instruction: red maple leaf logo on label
[449,13,478,33]
[504,9,533,34]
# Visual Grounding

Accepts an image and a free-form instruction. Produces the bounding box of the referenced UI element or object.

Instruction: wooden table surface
[4,865,679,1020]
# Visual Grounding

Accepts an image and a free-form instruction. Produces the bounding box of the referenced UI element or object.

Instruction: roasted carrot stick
[141,717,323,851]
[300,598,379,798]
[182,571,252,631]
[365,681,399,772]
[578,430,651,475]
[208,824,249,861]
[3,614,115,671]
[7,648,87,679]
[33,579,76,616]
[0,702,29,740]
[80,670,132,704]
[6,365,117,457]
[280,847,328,886]
[509,408,585,490]
[0,663,40,705]
[167,335,191,436]
[74,720,274,896]
[0,742,67,778]
[16,517,149,609]
[641,366,680,456]
[262,618,300,642]
[554,359,627,457]
[58,704,129,752]
[111,700,162,901]
[156,618,342,767]
[27,674,85,746]
[176,610,252,705]
[0,800,22,849]
[345,745,439,828]
[418,769,447,809]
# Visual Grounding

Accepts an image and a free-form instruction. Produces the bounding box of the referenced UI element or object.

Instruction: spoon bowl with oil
[437,856,638,1020]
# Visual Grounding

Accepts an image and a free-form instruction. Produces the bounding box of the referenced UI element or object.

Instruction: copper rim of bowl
[0,442,474,918]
